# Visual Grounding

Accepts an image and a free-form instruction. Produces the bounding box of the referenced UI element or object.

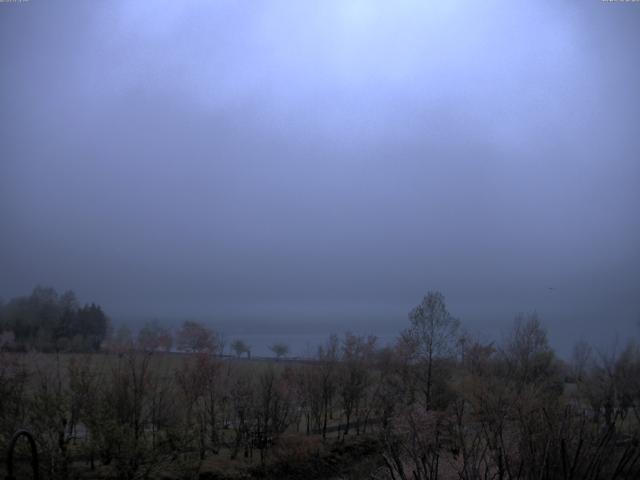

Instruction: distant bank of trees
[0,288,287,360]
[0,286,109,352]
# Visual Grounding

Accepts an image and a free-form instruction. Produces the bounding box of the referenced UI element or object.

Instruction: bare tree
[0,353,30,473]
[570,339,593,382]
[401,291,460,410]
[295,363,324,435]
[501,312,558,389]
[338,332,376,435]
[317,334,339,439]
[614,340,640,424]
[381,406,445,480]
[229,372,255,460]
[175,353,224,458]
[254,367,294,464]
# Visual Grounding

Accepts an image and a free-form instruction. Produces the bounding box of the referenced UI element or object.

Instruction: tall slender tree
[402,291,459,410]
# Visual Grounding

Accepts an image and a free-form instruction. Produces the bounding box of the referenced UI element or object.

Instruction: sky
[1,0,639,355]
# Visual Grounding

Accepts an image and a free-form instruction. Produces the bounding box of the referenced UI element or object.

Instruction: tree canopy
[0,286,110,351]
[231,338,251,358]
[269,341,289,359]
[176,320,216,353]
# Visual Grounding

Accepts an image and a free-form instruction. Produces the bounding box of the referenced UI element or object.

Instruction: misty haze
[1,1,639,479]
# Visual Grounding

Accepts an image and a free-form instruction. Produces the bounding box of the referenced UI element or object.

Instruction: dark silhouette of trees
[0,353,29,463]
[500,312,559,390]
[574,339,640,428]
[175,352,224,459]
[0,287,109,352]
[229,371,254,459]
[231,338,251,358]
[401,291,460,410]
[137,320,173,353]
[176,320,215,353]
[254,367,295,464]
[111,324,134,352]
[2,289,639,479]
[316,334,339,440]
[338,332,377,436]
[269,341,289,360]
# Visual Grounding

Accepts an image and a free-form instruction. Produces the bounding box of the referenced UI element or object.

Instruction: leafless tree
[338,332,376,436]
[254,367,295,464]
[317,334,339,440]
[500,312,559,390]
[229,371,255,460]
[401,291,460,410]
[0,353,30,477]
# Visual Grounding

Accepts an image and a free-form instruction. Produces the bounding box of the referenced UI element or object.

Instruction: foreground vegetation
[1,291,639,479]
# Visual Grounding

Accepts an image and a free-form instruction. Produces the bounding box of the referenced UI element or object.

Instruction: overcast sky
[1,1,639,353]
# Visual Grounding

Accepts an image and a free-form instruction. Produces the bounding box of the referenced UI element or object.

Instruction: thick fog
[1,1,639,355]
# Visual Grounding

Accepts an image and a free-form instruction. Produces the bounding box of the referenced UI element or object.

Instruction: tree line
[0,287,293,360]
[0,290,638,479]
[0,286,109,352]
